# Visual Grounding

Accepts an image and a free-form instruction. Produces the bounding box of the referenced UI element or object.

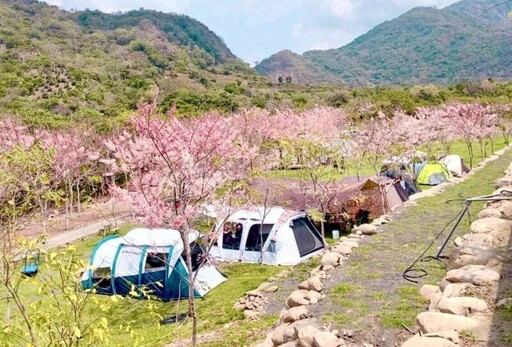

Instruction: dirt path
[259,150,512,346]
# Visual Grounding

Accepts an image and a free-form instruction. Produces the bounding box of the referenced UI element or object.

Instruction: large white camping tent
[209,207,325,265]
[81,228,226,301]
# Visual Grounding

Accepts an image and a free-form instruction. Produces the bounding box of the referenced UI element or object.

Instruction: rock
[340,241,359,249]
[332,244,352,256]
[437,296,488,315]
[307,277,324,292]
[453,236,463,247]
[244,309,260,320]
[313,331,338,347]
[498,201,512,219]
[402,334,457,347]
[477,208,502,219]
[307,290,323,301]
[326,338,346,347]
[287,290,310,308]
[285,319,314,342]
[423,330,460,344]
[445,265,500,286]
[461,233,494,247]
[233,301,246,311]
[416,312,482,336]
[246,290,264,297]
[265,285,279,293]
[497,298,512,307]
[257,282,273,292]
[442,283,475,298]
[298,325,320,347]
[279,342,298,347]
[469,218,512,235]
[271,323,291,346]
[447,246,508,270]
[353,223,378,235]
[495,175,512,188]
[281,306,310,323]
[420,284,441,302]
[321,252,343,269]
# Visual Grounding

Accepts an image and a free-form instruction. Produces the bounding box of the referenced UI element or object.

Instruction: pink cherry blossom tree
[105,104,255,346]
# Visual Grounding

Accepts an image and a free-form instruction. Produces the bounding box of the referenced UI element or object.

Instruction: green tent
[416,162,452,185]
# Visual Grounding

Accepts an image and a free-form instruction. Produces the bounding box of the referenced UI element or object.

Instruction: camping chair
[21,250,40,277]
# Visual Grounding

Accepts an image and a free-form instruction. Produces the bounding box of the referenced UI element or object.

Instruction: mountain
[256,0,512,86]
[0,0,262,130]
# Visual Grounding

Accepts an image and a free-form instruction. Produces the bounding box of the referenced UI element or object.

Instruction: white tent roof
[121,228,199,247]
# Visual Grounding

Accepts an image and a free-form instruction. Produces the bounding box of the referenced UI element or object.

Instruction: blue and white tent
[81,228,226,301]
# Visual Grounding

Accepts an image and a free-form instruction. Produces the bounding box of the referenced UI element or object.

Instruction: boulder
[307,277,324,292]
[353,224,378,235]
[332,244,352,256]
[495,175,512,188]
[265,285,279,293]
[244,309,260,320]
[286,290,310,308]
[281,306,310,323]
[402,334,457,347]
[271,323,291,346]
[461,233,494,247]
[442,283,475,298]
[416,312,482,335]
[477,208,502,219]
[437,297,488,315]
[285,319,315,342]
[313,331,338,347]
[498,200,512,219]
[447,246,508,270]
[470,218,512,235]
[298,325,321,347]
[321,252,343,269]
[420,284,442,302]
[445,265,500,286]
[423,331,460,344]
[447,246,509,269]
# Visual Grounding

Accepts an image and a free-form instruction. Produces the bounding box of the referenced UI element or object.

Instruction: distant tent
[415,162,452,185]
[81,228,226,301]
[210,207,324,265]
[440,155,470,177]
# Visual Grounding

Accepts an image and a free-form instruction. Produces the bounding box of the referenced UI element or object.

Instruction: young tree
[105,104,255,346]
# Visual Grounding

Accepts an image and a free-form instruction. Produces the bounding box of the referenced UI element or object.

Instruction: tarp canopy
[81,228,226,301]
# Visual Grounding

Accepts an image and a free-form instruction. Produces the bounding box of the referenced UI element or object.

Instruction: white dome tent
[81,228,226,301]
[210,207,325,265]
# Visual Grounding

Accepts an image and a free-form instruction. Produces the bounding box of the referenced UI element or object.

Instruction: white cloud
[330,0,354,17]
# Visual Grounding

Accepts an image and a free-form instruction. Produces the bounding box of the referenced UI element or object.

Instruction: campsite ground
[2,139,511,347]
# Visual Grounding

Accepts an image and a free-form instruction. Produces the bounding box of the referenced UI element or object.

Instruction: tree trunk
[180,228,198,347]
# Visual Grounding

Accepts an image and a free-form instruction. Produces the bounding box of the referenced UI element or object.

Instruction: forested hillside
[0,0,267,130]
[256,0,512,86]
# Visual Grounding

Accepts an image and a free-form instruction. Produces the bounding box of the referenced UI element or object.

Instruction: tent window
[222,222,243,250]
[92,267,111,289]
[145,253,168,271]
[290,217,324,257]
[245,224,273,251]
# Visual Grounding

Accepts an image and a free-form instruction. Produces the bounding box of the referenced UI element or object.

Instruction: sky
[42,0,460,65]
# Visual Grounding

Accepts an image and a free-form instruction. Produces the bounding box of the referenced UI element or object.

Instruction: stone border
[403,160,512,346]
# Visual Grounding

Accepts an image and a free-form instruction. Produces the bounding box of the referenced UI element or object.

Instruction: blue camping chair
[21,250,40,277]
